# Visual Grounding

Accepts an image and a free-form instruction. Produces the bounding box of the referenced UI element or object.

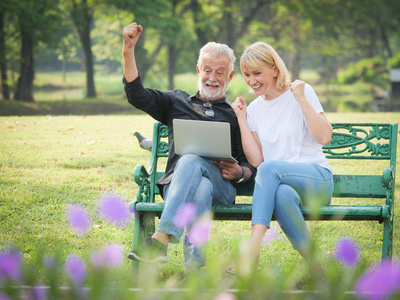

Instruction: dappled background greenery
[0,0,400,112]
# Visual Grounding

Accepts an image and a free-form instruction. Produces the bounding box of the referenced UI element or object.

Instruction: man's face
[197,53,234,101]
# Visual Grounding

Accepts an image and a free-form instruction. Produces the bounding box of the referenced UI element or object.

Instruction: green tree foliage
[2,0,400,100]
[338,57,389,89]
[91,7,132,73]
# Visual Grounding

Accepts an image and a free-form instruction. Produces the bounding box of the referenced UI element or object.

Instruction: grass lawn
[1,111,399,288]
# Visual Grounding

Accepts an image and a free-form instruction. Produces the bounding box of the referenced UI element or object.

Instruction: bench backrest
[140,122,397,204]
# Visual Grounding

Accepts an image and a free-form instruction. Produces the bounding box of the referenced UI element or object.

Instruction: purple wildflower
[65,255,86,286]
[263,228,279,246]
[174,202,197,229]
[43,255,57,270]
[90,244,124,268]
[354,259,400,300]
[334,238,360,267]
[66,204,91,235]
[0,293,10,300]
[31,285,46,300]
[187,219,211,247]
[98,193,130,226]
[0,249,23,283]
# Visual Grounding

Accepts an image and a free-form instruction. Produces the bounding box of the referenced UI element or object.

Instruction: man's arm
[122,22,142,83]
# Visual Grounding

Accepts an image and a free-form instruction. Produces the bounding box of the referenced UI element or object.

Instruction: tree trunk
[71,0,96,98]
[168,44,176,90]
[14,16,34,102]
[79,26,96,98]
[289,15,301,81]
[0,11,10,100]
[189,0,208,46]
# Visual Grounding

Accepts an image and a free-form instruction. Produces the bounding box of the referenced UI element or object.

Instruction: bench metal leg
[131,211,156,271]
[382,217,393,259]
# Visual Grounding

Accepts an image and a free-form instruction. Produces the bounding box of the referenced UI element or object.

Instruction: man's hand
[213,160,243,181]
[123,22,143,53]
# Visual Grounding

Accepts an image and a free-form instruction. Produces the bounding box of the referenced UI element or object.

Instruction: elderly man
[123,22,256,269]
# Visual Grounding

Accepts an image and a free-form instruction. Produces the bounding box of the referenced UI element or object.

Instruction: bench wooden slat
[134,202,386,222]
[332,175,387,198]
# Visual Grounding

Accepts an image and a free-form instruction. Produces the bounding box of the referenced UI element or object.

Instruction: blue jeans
[160,154,237,266]
[252,160,333,250]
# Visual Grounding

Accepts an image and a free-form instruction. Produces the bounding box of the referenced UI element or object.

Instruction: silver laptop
[173,119,238,163]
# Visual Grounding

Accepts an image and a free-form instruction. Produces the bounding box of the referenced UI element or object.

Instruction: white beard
[198,79,229,101]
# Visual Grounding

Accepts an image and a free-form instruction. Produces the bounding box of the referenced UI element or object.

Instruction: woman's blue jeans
[160,154,237,266]
[252,160,334,250]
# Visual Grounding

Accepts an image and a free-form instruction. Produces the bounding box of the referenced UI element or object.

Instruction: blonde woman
[232,42,334,269]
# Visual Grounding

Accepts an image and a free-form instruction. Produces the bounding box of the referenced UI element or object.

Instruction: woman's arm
[290,80,332,145]
[232,97,264,167]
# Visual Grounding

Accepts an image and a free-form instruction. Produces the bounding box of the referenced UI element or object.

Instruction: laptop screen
[173,119,237,163]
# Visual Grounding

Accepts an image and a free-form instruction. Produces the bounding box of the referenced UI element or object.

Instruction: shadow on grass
[0,99,147,116]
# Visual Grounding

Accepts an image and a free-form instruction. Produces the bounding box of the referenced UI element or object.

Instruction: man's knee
[176,154,202,169]
[194,177,213,199]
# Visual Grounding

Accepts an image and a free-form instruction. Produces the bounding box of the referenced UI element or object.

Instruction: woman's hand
[289,80,306,102]
[232,97,247,120]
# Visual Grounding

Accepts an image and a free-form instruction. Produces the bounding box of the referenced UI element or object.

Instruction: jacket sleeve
[123,74,170,124]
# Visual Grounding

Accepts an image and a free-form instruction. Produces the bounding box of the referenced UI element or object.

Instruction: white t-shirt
[247,83,332,172]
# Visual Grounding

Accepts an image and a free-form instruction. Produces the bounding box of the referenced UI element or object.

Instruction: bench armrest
[382,168,394,188]
[134,164,150,183]
[134,164,151,202]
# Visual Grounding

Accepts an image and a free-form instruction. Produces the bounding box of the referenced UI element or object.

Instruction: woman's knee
[257,160,286,178]
[275,184,301,208]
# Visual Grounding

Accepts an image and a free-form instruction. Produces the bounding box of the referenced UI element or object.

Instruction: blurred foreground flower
[174,202,197,229]
[31,285,46,300]
[90,244,124,268]
[262,227,279,246]
[354,259,400,300]
[214,292,237,300]
[43,255,57,270]
[0,293,10,300]
[65,255,87,286]
[334,238,360,267]
[98,193,130,226]
[0,249,23,283]
[66,204,91,235]
[187,219,211,247]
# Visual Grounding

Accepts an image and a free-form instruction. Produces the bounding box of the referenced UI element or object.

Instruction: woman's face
[242,62,278,96]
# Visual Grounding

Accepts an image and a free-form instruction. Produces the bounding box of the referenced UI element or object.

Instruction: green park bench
[129,121,398,269]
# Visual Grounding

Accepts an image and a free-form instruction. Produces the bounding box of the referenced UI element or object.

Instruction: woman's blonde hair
[240,42,290,90]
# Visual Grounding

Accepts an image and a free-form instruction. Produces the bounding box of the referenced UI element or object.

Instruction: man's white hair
[197,42,236,74]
